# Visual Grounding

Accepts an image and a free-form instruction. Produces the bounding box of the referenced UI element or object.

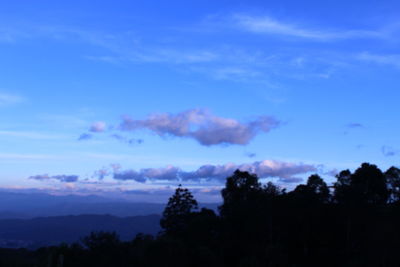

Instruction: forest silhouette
[1,162,400,267]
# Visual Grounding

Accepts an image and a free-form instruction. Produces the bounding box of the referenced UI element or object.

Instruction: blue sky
[0,0,399,202]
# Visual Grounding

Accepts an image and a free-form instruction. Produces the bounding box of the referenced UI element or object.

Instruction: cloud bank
[110,160,316,183]
[29,174,79,182]
[119,109,279,146]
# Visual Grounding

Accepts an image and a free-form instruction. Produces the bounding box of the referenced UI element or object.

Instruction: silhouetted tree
[334,163,388,205]
[307,174,330,202]
[263,181,285,198]
[160,185,198,235]
[219,169,262,218]
[291,175,330,204]
[385,166,400,203]
[6,162,400,267]
[333,169,352,204]
[351,163,388,204]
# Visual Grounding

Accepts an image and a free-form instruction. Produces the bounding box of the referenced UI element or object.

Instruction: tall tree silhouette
[334,163,388,204]
[219,169,262,218]
[333,169,352,204]
[351,163,388,204]
[305,174,330,203]
[160,185,198,235]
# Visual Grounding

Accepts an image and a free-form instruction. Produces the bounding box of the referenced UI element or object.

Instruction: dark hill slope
[0,214,161,249]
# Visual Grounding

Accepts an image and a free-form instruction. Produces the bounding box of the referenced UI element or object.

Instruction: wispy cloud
[36,26,220,65]
[110,134,143,145]
[0,153,56,160]
[118,109,279,146]
[346,123,364,128]
[0,27,30,43]
[0,130,65,140]
[0,92,24,107]
[233,14,385,41]
[245,152,257,158]
[357,52,400,68]
[211,67,262,81]
[78,133,93,141]
[382,146,400,157]
[0,22,356,84]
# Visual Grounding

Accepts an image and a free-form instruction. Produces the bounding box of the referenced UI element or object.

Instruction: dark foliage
[2,162,400,267]
[160,184,198,236]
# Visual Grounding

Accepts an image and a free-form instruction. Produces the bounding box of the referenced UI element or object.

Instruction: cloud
[0,93,24,107]
[0,28,30,43]
[0,23,359,85]
[357,52,400,69]
[78,133,93,141]
[120,109,279,146]
[324,169,339,177]
[245,152,256,158]
[0,153,56,160]
[211,67,261,81]
[114,166,180,182]
[281,177,303,183]
[110,163,122,172]
[89,121,107,132]
[382,146,399,157]
[29,174,79,182]
[0,130,65,140]
[347,123,364,128]
[181,160,316,182]
[233,15,383,41]
[110,134,143,145]
[92,167,110,180]
[110,160,316,183]
[121,186,222,202]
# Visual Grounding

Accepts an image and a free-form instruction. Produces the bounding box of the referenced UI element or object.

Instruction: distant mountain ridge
[0,214,161,249]
[0,191,219,218]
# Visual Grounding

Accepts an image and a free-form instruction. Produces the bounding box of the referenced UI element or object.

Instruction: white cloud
[120,109,279,146]
[114,166,180,182]
[181,160,316,182]
[233,15,384,41]
[110,159,316,183]
[89,121,107,132]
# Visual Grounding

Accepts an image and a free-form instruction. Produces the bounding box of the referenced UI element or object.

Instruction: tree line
[1,162,400,267]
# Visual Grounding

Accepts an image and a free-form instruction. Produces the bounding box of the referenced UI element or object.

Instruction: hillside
[0,214,161,249]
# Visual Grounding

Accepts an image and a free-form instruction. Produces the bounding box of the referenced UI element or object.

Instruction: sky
[0,0,399,202]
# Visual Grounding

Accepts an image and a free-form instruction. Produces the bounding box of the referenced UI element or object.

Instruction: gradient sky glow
[0,0,399,202]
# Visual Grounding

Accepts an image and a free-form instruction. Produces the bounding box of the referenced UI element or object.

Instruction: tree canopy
[4,162,400,267]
